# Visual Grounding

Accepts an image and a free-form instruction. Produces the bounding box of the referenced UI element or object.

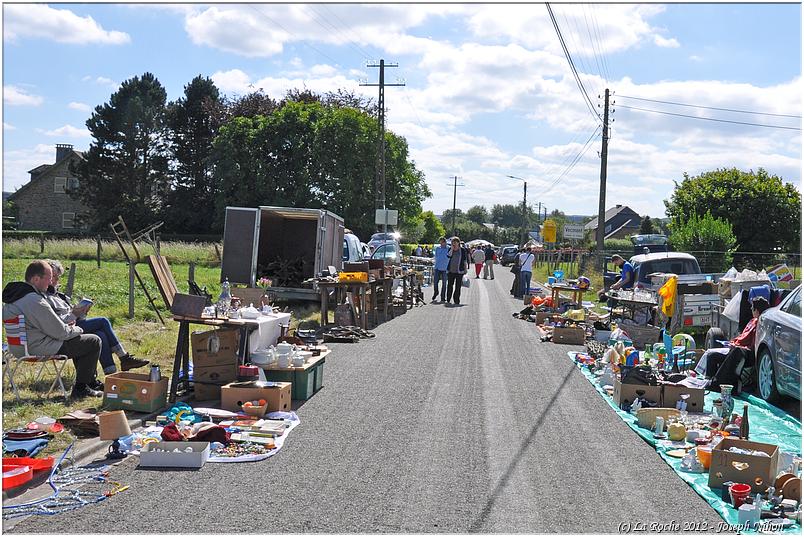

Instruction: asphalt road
[9,270,727,533]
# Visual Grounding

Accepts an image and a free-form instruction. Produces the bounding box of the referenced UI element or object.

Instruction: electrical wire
[617,95,801,119]
[590,4,613,83]
[306,5,372,62]
[546,3,601,124]
[617,104,802,131]
[542,125,601,194]
[581,4,607,89]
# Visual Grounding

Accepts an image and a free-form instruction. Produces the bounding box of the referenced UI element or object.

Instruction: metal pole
[379,59,387,234]
[451,175,458,237]
[128,262,135,319]
[522,181,527,245]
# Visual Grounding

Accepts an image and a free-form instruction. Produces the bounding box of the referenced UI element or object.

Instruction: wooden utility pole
[446,176,464,237]
[595,88,611,258]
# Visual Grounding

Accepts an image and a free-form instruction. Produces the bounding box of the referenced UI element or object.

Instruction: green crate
[260,369,294,387]
[313,362,324,393]
[261,360,325,400]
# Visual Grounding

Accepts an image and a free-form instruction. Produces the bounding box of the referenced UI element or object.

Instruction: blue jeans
[432,269,448,300]
[76,317,123,374]
[520,271,532,297]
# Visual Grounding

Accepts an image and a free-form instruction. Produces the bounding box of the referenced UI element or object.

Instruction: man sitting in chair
[2,260,103,398]
[44,260,148,375]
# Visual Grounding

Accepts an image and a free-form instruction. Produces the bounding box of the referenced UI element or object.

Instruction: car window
[637,259,699,282]
[372,244,398,262]
[782,288,801,318]
[343,239,349,261]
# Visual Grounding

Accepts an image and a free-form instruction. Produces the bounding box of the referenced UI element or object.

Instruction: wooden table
[550,284,592,306]
[604,292,657,324]
[318,281,369,330]
[169,313,291,402]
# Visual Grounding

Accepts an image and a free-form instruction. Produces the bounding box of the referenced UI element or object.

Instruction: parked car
[604,252,702,291]
[370,241,402,265]
[500,246,519,266]
[630,234,669,255]
[343,233,363,263]
[755,285,801,403]
[360,242,371,258]
[367,232,400,252]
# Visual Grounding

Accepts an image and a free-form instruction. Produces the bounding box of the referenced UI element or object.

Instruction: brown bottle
[740,405,749,439]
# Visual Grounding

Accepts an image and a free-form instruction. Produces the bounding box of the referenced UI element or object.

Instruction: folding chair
[661,330,697,373]
[3,314,69,400]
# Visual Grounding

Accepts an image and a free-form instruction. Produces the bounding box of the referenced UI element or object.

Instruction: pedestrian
[432,237,449,303]
[483,244,495,280]
[511,247,524,298]
[471,246,485,278]
[445,237,469,305]
[415,244,423,257]
[518,246,536,298]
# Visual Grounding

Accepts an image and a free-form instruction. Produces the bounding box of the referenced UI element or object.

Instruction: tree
[664,168,801,258]
[163,76,224,233]
[72,73,169,231]
[669,212,737,272]
[466,205,489,225]
[639,215,656,234]
[421,211,445,243]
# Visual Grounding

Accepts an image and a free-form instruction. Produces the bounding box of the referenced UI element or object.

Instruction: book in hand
[75,298,93,319]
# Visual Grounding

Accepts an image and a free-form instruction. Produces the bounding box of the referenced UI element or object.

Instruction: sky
[2,3,802,221]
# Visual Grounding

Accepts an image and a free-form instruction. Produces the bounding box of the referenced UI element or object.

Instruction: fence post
[96,235,102,268]
[155,233,161,257]
[214,243,221,262]
[128,263,135,319]
[189,262,195,284]
[65,262,76,298]
[39,234,44,253]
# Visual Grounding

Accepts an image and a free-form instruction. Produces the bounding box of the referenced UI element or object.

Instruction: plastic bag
[723,267,738,280]
[603,347,620,365]
[462,275,470,288]
[723,290,742,322]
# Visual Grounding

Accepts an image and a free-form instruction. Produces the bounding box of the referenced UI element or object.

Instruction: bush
[603,238,632,251]
[669,212,736,272]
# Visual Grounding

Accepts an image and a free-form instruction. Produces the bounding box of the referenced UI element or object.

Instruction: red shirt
[731,317,757,349]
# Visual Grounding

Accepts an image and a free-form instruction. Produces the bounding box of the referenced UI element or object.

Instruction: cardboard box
[103,372,168,413]
[661,384,705,413]
[552,326,586,345]
[193,383,221,402]
[193,363,237,385]
[139,441,210,468]
[535,312,557,325]
[613,377,662,407]
[221,381,291,413]
[708,437,780,493]
[191,328,240,368]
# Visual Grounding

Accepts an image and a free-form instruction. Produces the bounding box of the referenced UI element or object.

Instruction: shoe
[71,383,103,399]
[120,355,150,371]
[476,276,480,279]
[90,379,105,391]
[432,295,437,301]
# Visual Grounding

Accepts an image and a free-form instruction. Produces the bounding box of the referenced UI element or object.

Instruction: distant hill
[3,192,12,201]
[566,214,592,223]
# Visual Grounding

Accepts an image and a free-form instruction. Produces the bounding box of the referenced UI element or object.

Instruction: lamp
[99,410,131,460]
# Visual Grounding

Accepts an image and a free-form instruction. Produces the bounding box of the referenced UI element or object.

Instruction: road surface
[9,270,727,533]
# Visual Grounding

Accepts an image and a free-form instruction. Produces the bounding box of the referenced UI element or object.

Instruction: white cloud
[4,85,43,106]
[4,4,130,45]
[40,124,91,138]
[211,68,361,99]
[82,76,118,89]
[689,55,704,62]
[68,101,92,112]
[3,144,63,191]
[654,35,680,48]
[3,123,16,130]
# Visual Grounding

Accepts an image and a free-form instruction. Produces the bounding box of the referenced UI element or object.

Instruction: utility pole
[506,175,529,245]
[596,88,611,259]
[360,60,405,233]
[446,176,465,237]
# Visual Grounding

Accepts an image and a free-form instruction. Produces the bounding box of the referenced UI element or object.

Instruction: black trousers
[58,334,101,385]
[446,272,463,304]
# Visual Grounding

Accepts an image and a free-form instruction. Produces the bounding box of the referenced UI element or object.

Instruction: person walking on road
[432,237,449,303]
[483,245,495,280]
[518,247,536,298]
[471,246,485,278]
[445,237,469,305]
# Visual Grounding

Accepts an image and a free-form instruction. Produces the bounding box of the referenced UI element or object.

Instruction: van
[343,233,363,264]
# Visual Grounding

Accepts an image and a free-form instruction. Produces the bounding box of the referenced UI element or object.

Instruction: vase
[720,385,734,418]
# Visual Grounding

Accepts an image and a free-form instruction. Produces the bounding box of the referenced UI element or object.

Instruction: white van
[343,233,364,264]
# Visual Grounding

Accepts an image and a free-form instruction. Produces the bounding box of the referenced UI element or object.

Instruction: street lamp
[506,175,528,245]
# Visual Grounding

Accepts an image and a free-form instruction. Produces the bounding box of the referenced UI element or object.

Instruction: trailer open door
[221,207,260,286]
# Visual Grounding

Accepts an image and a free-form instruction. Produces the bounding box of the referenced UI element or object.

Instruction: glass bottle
[218,277,232,313]
[720,385,734,418]
[740,405,749,439]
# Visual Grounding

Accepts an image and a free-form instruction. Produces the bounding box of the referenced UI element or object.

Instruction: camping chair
[661,330,696,373]
[3,315,69,400]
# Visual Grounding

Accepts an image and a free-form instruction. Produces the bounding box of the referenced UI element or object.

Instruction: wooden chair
[3,314,69,400]
[147,254,179,310]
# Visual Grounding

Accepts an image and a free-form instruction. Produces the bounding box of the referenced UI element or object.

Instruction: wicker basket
[621,324,661,350]
[636,407,681,429]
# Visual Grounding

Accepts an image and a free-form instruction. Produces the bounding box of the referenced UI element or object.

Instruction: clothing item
[44,286,77,324]
[731,317,758,349]
[474,263,483,277]
[658,275,678,317]
[447,247,468,274]
[471,249,485,264]
[511,270,522,297]
[484,247,495,262]
[120,355,149,371]
[446,272,463,304]
[433,245,450,272]
[70,382,103,399]
[432,269,447,301]
[520,271,532,297]
[483,259,495,279]
[2,281,84,356]
[76,317,125,373]
[58,334,101,385]
[620,262,635,290]
[517,252,535,272]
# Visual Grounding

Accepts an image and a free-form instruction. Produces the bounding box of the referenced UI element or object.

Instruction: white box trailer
[221,206,344,301]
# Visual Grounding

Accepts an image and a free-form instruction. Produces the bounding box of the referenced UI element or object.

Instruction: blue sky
[3,3,801,220]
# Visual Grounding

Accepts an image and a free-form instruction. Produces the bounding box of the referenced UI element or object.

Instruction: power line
[581,4,607,88]
[618,95,801,119]
[617,104,802,131]
[305,6,372,62]
[590,4,613,83]
[543,125,601,194]
[546,3,601,124]
[319,4,380,60]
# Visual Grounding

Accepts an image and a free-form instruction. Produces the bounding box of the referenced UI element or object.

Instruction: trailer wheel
[704,327,726,350]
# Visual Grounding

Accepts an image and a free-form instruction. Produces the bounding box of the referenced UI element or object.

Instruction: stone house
[8,144,89,232]
[583,204,641,240]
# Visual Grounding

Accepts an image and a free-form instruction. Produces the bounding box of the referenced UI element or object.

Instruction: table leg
[361,287,368,330]
[169,321,188,403]
[320,287,328,328]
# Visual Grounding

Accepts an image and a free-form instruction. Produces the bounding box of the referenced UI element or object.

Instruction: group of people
[410,244,433,258]
[2,259,149,399]
[509,245,540,299]
[430,238,497,306]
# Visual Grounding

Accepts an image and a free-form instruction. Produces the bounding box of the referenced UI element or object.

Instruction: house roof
[9,149,84,202]
[584,205,640,230]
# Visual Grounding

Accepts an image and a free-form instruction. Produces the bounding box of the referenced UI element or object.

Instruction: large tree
[72,73,169,231]
[664,168,801,256]
[466,205,489,225]
[163,75,224,233]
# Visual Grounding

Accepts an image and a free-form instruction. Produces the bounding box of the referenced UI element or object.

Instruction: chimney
[615,204,622,208]
[55,143,73,163]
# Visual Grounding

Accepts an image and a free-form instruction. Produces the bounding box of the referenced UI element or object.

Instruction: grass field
[1,248,320,455]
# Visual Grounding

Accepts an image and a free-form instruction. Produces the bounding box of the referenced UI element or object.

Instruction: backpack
[621,365,660,386]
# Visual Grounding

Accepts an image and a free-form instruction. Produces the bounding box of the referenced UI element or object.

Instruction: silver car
[755,285,801,403]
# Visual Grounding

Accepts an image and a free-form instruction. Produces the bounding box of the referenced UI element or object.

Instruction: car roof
[629,252,697,264]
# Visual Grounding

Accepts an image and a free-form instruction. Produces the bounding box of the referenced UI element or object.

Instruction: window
[54,177,67,193]
[67,177,79,190]
[372,244,399,264]
[783,288,801,318]
[62,212,75,229]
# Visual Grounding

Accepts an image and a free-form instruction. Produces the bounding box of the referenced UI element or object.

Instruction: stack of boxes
[191,328,240,401]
